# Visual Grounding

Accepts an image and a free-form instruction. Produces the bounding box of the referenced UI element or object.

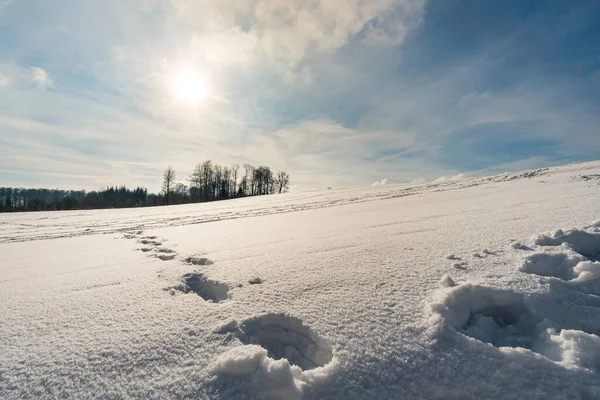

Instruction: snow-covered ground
[1,161,600,399]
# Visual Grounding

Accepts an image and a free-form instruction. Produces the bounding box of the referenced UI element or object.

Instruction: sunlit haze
[0,1,599,192]
[169,68,209,106]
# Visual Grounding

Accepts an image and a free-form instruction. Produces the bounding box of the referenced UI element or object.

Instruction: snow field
[1,161,600,399]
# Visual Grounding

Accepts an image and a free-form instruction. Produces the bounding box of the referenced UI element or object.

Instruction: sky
[0,0,599,192]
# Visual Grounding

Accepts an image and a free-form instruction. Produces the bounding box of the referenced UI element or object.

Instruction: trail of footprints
[119,222,600,384]
[121,230,331,380]
[434,220,600,372]
[122,230,267,301]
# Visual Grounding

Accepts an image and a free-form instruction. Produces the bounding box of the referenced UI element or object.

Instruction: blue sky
[1,0,599,191]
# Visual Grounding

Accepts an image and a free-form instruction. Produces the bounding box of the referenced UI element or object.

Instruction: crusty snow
[1,162,600,399]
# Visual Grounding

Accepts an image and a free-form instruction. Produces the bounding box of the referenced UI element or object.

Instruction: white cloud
[31,67,54,89]
[171,0,424,69]
[372,178,389,185]
[433,173,465,183]
[0,73,12,87]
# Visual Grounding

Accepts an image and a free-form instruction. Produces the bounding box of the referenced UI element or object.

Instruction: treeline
[0,186,155,212]
[0,162,289,212]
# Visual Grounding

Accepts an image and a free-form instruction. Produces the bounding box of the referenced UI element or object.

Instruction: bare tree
[276,171,290,193]
[244,164,255,196]
[189,163,203,201]
[231,164,240,196]
[162,166,176,205]
[201,160,213,202]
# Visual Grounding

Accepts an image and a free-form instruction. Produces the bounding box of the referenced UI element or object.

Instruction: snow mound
[534,225,600,261]
[214,345,304,400]
[510,241,532,250]
[533,325,600,372]
[439,274,456,287]
[572,261,600,282]
[430,284,600,371]
[169,273,229,302]
[519,251,587,281]
[218,314,333,371]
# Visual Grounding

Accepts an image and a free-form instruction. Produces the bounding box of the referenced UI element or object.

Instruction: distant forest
[0,162,290,213]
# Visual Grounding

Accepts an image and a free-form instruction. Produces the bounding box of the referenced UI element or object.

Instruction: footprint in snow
[140,239,162,246]
[166,273,229,302]
[215,313,333,371]
[518,221,600,284]
[431,284,600,372]
[156,248,176,254]
[184,256,214,266]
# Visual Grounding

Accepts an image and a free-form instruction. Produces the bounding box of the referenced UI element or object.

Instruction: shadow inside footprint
[173,273,229,302]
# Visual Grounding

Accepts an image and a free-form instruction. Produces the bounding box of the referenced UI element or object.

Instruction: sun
[169,69,208,105]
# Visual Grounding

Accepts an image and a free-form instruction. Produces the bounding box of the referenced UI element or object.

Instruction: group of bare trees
[161,162,290,205]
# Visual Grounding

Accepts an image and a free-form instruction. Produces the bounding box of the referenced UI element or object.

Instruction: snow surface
[1,161,600,399]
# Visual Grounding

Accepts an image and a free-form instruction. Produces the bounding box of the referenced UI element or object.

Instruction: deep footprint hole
[178,273,229,302]
[436,285,541,349]
[462,303,538,348]
[238,314,333,371]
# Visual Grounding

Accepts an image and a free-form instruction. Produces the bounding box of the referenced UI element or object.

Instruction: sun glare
[169,69,208,105]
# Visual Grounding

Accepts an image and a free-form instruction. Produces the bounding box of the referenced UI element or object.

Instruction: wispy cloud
[433,173,465,183]
[30,67,53,89]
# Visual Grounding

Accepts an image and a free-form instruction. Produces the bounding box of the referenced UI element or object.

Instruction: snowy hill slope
[1,161,600,399]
